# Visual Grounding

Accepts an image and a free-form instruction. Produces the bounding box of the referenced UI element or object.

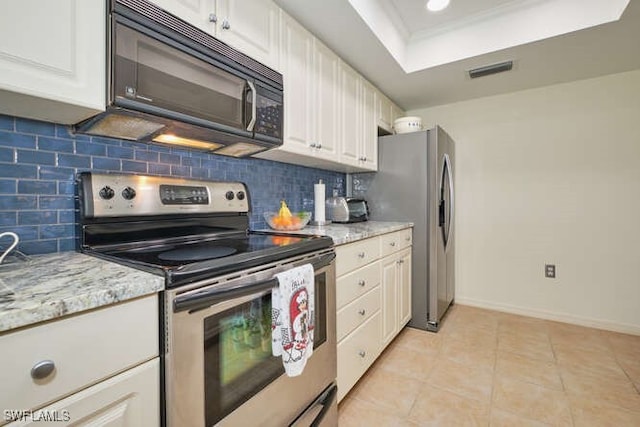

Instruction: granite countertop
[257,221,413,245]
[0,252,164,334]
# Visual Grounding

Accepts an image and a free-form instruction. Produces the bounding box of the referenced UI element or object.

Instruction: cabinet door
[0,0,105,124]
[398,249,412,327]
[360,79,377,171]
[313,39,339,161]
[376,91,391,133]
[7,359,159,427]
[279,12,314,152]
[150,0,215,33]
[391,102,404,126]
[338,61,361,167]
[380,256,399,347]
[215,0,279,70]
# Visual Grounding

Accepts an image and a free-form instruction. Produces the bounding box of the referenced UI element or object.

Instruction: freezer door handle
[444,153,454,251]
[439,153,454,250]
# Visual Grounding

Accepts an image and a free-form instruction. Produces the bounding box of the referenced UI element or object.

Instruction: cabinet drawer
[337,312,381,402]
[379,228,412,257]
[5,359,159,427]
[336,261,380,309]
[335,237,380,277]
[0,296,158,413]
[337,286,381,342]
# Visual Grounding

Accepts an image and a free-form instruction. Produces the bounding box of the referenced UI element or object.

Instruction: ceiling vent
[468,61,513,79]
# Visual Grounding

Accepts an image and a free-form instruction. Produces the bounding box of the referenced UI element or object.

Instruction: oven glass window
[204,272,327,425]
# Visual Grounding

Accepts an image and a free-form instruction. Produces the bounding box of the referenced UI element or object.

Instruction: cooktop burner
[158,246,237,261]
[91,232,332,287]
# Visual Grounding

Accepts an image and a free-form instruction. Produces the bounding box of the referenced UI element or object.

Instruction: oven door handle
[290,383,337,427]
[173,252,335,313]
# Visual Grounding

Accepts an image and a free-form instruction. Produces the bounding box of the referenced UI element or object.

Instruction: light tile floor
[338,304,640,426]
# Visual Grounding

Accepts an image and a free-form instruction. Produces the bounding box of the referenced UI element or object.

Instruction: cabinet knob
[358,350,366,358]
[316,143,322,149]
[358,309,366,316]
[358,252,365,258]
[358,279,365,287]
[209,13,217,23]
[309,143,316,148]
[398,259,404,264]
[31,360,56,380]
[405,236,411,242]
[222,19,231,30]
[390,242,396,247]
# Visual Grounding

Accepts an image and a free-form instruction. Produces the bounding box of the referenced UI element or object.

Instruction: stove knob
[99,186,115,200]
[225,191,235,200]
[122,187,136,200]
[236,191,245,200]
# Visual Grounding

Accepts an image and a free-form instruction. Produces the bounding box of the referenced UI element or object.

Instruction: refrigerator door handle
[444,153,454,252]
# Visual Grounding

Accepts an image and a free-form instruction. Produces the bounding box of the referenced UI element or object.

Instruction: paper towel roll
[314,180,325,222]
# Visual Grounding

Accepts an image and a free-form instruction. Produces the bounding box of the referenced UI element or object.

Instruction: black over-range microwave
[75,0,283,157]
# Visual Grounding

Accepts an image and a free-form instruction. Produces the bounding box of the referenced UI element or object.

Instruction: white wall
[408,69,640,334]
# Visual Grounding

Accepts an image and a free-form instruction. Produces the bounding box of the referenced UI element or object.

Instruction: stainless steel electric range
[77,172,338,427]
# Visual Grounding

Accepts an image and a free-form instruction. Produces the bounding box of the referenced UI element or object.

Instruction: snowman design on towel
[272,264,315,377]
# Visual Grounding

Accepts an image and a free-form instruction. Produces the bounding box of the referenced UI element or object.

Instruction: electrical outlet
[545,264,556,278]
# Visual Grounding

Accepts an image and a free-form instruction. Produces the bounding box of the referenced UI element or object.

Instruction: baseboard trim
[454,297,640,336]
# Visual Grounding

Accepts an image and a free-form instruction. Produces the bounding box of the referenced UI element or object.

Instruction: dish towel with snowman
[271,263,315,377]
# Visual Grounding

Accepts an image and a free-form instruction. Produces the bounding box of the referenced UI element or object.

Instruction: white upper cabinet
[338,61,361,168]
[338,64,377,172]
[360,79,378,171]
[0,0,106,124]
[279,12,314,152]
[255,12,340,168]
[150,0,214,32]
[216,0,279,69]
[150,0,279,70]
[312,39,339,161]
[376,90,404,135]
[376,91,393,133]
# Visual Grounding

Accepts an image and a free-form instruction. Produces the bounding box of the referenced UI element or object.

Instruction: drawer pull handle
[358,350,366,358]
[31,360,55,380]
[358,252,365,258]
[358,309,366,316]
[390,242,396,247]
[358,280,366,287]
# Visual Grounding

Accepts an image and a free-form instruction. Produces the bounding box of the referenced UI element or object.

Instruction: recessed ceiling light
[426,0,450,12]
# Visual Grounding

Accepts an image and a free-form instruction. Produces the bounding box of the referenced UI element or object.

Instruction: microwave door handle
[246,80,257,132]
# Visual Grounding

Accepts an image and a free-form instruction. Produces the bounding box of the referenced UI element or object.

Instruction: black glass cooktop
[90,232,332,288]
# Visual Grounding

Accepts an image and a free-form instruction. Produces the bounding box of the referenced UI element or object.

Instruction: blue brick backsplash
[0,114,345,255]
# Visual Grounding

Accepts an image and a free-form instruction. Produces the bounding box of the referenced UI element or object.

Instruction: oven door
[164,251,336,427]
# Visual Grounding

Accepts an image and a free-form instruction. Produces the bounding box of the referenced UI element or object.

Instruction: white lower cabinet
[0,296,159,427]
[381,247,412,348]
[337,312,381,402]
[6,359,159,427]
[335,228,413,402]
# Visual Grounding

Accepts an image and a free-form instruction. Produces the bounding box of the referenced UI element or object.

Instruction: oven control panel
[79,173,250,218]
[160,185,209,205]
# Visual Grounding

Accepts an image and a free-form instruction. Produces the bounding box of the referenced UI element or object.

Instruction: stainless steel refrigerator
[359,126,455,332]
